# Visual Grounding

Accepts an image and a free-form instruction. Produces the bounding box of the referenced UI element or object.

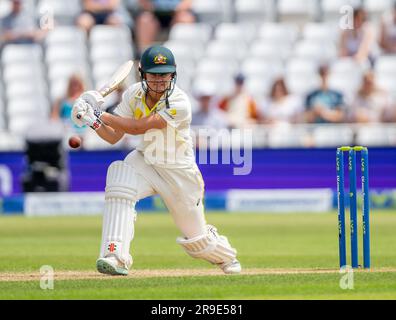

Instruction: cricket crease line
[1,267,396,282]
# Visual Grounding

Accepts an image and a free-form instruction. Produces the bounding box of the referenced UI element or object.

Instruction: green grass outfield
[0,211,396,299]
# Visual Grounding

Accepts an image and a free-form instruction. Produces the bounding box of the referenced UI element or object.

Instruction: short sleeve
[157,96,191,129]
[113,89,133,118]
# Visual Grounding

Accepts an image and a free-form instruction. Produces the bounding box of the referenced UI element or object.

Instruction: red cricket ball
[68,135,82,149]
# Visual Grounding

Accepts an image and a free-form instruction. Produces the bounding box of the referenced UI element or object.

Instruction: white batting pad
[100,161,138,268]
[105,160,138,201]
[176,225,237,265]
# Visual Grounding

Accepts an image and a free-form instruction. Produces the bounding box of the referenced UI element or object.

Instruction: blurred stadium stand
[90,25,135,89]
[0,0,395,151]
[321,0,362,22]
[235,0,277,23]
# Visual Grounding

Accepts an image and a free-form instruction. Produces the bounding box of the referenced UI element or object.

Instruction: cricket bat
[77,60,134,119]
[98,60,134,97]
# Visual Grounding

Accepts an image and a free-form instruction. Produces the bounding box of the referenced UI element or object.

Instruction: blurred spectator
[191,84,228,129]
[379,3,396,54]
[304,65,345,123]
[218,74,259,128]
[134,0,196,54]
[260,78,303,125]
[339,7,376,65]
[0,0,45,45]
[76,0,125,33]
[349,71,392,122]
[51,74,86,131]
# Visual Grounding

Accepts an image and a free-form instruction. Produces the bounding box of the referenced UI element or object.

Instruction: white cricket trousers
[124,150,207,238]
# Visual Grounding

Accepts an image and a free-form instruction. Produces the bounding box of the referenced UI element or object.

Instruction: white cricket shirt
[114,82,196,168]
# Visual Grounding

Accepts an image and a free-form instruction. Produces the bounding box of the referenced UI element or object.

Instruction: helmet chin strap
[145,80,172,94]
[140,72,177,108]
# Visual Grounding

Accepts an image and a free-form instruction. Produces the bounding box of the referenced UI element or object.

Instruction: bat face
[77,60,134,120]
[99,60,134,97]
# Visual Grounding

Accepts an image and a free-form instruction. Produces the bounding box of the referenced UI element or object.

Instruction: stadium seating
[302,22,339,43]
[192,75,234,97]
[0,0,395,148]
[0,131,25,150]
[356,124,392,146]
[0,99,5,130]
[7,98,49,119]
[328,58,364,99]
[214,22,257,45]
[267,124,309,148]
[312,125,354,147]
[44,26,90,101]
[293,39,337,62]
[37,0,82,26]
[196,57,239,81]
[1,44,50,134]
[388,126,396,145]
[258,23,299,46]
[89,25,134,88]
[45,26,87,47]
[364,0,394,21]
[191,0,233,25]
[244,76,273,100]
[376,74,396,97]
[0,66,3,130]
[249,40,291,62]
[241,59,283,80]
[8,117,39,135]
[163,40,203,63]
[168,23,213,46]
[278,0,319,24]
[46,45,87,65]
[3,63,44,84]
[321,0,362,22]
[1,44,43,65]
[285,58,321,95]
[48,62,89,101]
[173,58,195,91]
[0,0,11,19]
[235,0,276,23]
[205,39,248,61]
[375,55,396,96]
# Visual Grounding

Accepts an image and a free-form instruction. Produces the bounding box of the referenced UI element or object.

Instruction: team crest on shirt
[154,54,167,64]
[163,109,176,119]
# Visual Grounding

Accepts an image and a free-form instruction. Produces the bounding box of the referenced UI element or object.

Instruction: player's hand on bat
[71,99,88,127]
[79,90,105,118]
[72,99,103,130]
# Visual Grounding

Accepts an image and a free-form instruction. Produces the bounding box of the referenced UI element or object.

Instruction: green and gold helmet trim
[140,45,176,74]
[139,45,177,107]
[153,54,167,65]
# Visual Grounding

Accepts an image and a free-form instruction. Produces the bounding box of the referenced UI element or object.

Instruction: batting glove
[71,99,88,127]
[72,99,103,130]
[80,90,105,119]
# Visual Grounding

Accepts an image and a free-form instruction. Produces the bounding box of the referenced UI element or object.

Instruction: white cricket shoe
[220,260,242,274]
[96,256,129,276]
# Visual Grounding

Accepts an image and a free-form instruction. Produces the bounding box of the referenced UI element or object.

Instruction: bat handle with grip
[99,87,111,97]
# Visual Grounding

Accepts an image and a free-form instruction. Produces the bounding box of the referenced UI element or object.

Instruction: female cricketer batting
[71,45,241,275]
